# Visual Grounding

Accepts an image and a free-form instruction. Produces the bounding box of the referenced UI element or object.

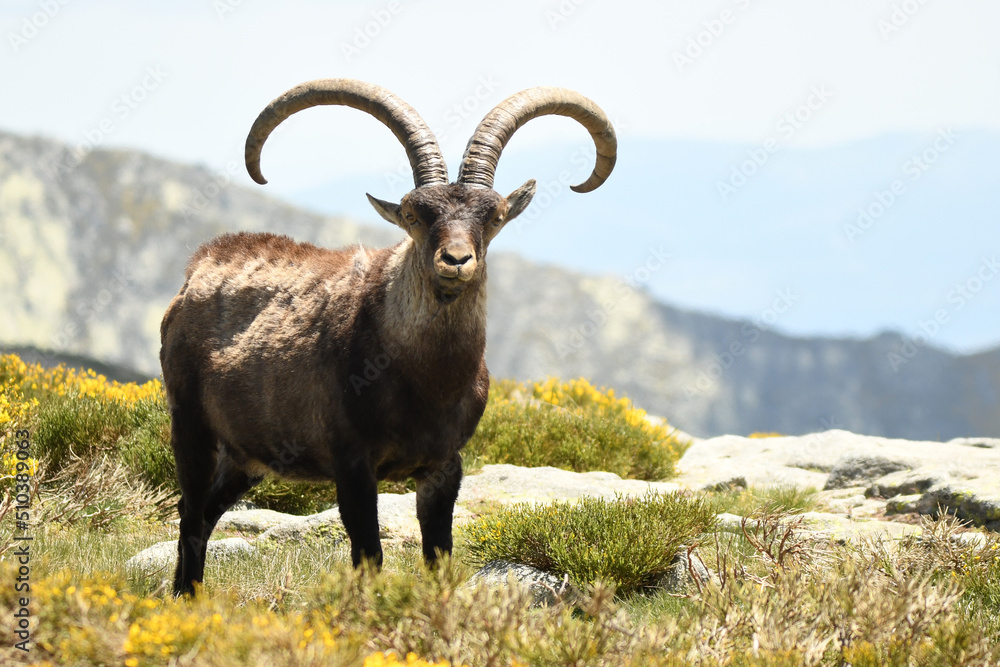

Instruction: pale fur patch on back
[351,245,370,278]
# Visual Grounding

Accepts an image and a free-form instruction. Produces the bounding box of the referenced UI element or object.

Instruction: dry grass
[2,507,998,666]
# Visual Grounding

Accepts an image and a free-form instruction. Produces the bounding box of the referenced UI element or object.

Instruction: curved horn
[457,87,617,193]
[245,78,448,188]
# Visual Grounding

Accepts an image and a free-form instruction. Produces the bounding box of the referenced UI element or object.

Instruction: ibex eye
[405,213,418,225]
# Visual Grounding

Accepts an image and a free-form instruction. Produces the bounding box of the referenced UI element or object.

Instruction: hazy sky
[3,0,999,349]
[4,1,998,180]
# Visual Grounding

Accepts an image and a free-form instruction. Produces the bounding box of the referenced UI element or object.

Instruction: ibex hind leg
[334,456,383,569]
[170,404,218,597]
[201,449,264,546]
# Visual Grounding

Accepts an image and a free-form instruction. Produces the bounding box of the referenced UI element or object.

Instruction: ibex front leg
[416,452,463,565]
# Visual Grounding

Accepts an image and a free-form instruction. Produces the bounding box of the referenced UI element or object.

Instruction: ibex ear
[504,179,536,222]
[367,193,403,227]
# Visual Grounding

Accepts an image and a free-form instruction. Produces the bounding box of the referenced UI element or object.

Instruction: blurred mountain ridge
[0,130,996,439]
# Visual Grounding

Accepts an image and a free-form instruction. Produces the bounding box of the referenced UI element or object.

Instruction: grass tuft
[709,485,820,516]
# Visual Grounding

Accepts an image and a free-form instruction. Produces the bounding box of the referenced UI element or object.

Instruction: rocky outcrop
[456,464,680,506]
[677,430,1000,530]
[657,546,713,594]
[184,465,685,549]
[469,561,578,608]
[125,538,255,580]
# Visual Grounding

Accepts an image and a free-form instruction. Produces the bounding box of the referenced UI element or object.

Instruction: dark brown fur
[161,184,534,595]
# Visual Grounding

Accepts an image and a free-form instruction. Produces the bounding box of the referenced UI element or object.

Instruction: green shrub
[33,392,175,487]
[464,378,686,480]
[462,492,717,596]
[243,478,339,515]
[9,353,687,515]
[952,533,1000,638]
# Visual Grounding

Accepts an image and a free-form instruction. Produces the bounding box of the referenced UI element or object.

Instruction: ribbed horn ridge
[457,87,617,193]
[245,78,448,187]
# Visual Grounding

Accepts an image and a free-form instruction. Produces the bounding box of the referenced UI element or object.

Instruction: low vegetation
[2,353,999,665]
[462,492,716,596]
[0,357,687,515]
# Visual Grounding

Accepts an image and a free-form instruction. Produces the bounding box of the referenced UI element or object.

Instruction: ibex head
[245,79,617,304]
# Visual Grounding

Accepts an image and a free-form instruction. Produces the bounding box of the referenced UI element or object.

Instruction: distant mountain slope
[1,131,996,439]
[292,132,1000,353]
[486,254,1000,439]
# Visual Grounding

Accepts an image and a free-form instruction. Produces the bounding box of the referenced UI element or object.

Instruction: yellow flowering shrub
[0,352,162,405]
[364,652,462,667]
[0,352,163,478]
[123,609,225,661]
[465,378,687,480]
[529,376,670,438]
[1,375,37,433]
[3,564,346,666]
[1,357,41,498]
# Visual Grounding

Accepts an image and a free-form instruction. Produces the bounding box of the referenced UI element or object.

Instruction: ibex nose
[441,248,473,266]
[435,242,477,281]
